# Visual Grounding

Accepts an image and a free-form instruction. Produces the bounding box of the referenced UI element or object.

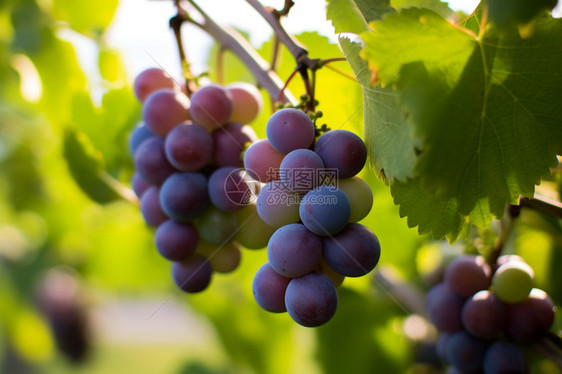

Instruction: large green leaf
[488,0,558,27]
[326,0,392,34]
[360,8,562,237]
[52,0,119,36]
[340,37,419,181]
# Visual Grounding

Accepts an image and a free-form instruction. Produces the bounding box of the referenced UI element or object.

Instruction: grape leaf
[52,0,119,36]
[339,37,419,181]
[326,0,392,34]
[361,8,562,237]
[390,178,470,241]
[63,128,124,204]
[391,0,454,18]
[488,0,558,27]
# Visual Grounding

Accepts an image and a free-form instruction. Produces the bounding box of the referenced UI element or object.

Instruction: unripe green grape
[196,240,241,274]
[492,261,534,304]
[336,176,373,222]
[235,202,276,249]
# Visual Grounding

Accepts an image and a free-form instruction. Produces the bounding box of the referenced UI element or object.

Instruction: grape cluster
[247,107,382,327]
[427,254,556,373]
[130,67,271,293]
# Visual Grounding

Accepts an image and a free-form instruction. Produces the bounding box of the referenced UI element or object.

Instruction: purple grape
[208,167,257,212]
[226,82,263,124]
[140,186,168,227]
[426,283,464,333]
[322,223,380,277]
[285,272,338,327]
[483,342,526,374]
[164,122,213,171]
[505,288,555,342]
[211,122,257,167]
[155,220,199,261]
[279,148,325,194]
[314,129,367,178]
[171,254,213,293]
[436,332,450,362]
[129,123,156,155]
[256,180,301,228]
[133,68,179,103]
[266,108,315,154]
[461,290,505,340]
[143,89,191,136]
[444,255,491,298]
[243,138,284,183]
[252,262,291,313]
[190,84,233,130]
[444,331,488,372]
[131,172,151,198]
[134,136,177,186]
[159,172,209,222]
[299,185,351,236]
[267,223,323,278]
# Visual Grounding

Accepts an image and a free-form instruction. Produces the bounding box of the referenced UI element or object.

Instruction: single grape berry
[243,138,284,183]
[171,254,213,293]
[482,342,526,374]
[133,68,179,103]
[491,261,534,304]
[322,223,381,277]
[266,108,315,154]
[226,82,263,124]
[314,129,367,179]
[505,288,555,342]
[164,122,213,171]
[154,220,199,261]
[461,290,505,339]
[285,272,338,327]
[143,89,191,136]
[299,185,351,236]
[267,223,323,278]
[253,262,291,313]
[189,84,233,130]
[443,255,491,298]
[159,172,209,222]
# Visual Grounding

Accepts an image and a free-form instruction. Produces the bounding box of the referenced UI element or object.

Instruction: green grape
[492,261,534,304]
[337,176,373,222]
[235,202,276,249]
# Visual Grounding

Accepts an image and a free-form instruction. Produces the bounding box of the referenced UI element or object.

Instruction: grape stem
[177,0,297,104]
[519,193,562,219]
[170,2,197,96]
[373,266,426,316]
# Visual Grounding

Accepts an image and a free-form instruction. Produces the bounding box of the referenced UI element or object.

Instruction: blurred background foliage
[0,0,560,373]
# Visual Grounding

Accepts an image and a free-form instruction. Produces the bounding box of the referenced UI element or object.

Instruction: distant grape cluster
[247,107,381,327]
[130,67,269,292]
[427,254,556,373]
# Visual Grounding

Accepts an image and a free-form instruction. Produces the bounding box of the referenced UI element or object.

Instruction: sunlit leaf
[360,8,562,237]
[52,0,119,36]
[63,128,124,204]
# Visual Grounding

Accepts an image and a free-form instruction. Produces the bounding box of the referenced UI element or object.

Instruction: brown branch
[519,193,562,219]
[183,0,297,105]
[169,13,196,96]
[245,0,311,66]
